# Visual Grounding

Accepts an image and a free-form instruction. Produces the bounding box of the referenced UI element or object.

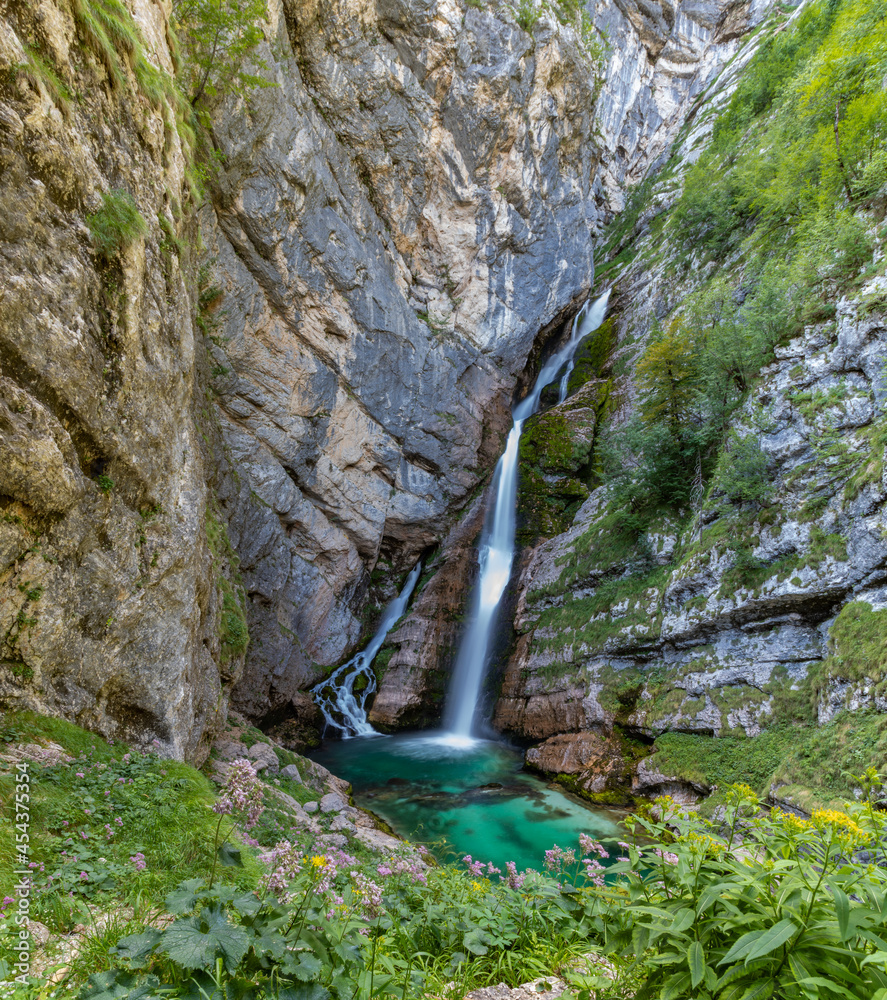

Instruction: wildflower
[462,855,486,877]
[543,845,576,873]
[75,772,84,778]
[213,759,265,829]
[104,791,110,797]
[377,865,393,877]
[130,853,147,871]
[350,871,383,920]
[114,817,123,826]
[259,840,303,904]
[617,841,631,851]
[653,848,679,865]
[812,808,870,845]
[486,862,501,875]
[580,834,610,860]
[79,872,88,881]
[503,861,526,891]
[61,821,68,827]
[583,858,606,888]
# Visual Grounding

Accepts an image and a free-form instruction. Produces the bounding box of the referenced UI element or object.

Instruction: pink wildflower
[130,853,147,871]
[350,871,383,920]
[213,758,265,829]
[503,861,527,890]
[579,834,609,859]
[462,855,486,877]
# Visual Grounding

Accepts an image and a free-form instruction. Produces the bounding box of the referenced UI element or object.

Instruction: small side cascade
[312,562,422,738]
[557,301,588,403]
[441,289,611,743]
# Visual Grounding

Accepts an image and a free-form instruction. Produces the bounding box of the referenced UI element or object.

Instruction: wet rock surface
[501,299,887,744]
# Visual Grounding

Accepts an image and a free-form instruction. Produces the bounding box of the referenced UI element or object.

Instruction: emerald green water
[310,733,624,872]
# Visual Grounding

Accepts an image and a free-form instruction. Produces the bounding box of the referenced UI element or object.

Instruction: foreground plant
[577,781,887,999]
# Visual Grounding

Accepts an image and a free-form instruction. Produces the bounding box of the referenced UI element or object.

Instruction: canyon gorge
[0,0,885,812]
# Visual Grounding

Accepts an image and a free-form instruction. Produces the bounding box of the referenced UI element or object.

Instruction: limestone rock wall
[203,0,603,720]
[363,0,777,729]
[0,0,239,760]
[497,299,887,742]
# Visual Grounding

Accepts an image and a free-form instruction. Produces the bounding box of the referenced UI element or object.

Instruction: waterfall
[312,561,422,738]
[557,302,588,403]
[441,289,611,742]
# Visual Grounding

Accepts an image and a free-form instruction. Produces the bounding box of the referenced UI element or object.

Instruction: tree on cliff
[172,0,271,111]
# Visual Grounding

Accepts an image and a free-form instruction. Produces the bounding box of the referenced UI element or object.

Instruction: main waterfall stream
[443,289,611,741]
[310,292,618,869]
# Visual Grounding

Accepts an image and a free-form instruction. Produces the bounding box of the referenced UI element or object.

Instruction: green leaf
[277,986,331,1000]
[112,930,161,968]
[827,880,851,941]
[285,952,324,981]
[165,878,206,915]
[688,940,705,988]
[720,931,766,967]
[744,919,798,964]
[217,841,243,867]
[796,977,858,998]
[161,906,249,971]
[233,890,262,916]
[660,971,692,1000]
[739,979,776,1000]
[77,971,160,1000]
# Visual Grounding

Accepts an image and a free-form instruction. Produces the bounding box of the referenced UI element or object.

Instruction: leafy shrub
[172,0,271,109]
[713,432,771,505]
[87,190,148,261]
[584,783,887,999]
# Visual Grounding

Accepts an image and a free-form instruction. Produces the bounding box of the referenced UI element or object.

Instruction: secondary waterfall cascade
[442,289,612,742]
[313,562,423,737]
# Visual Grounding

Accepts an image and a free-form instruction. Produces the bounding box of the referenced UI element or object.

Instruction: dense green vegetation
[5,715,887,999]
[597,0,886,532]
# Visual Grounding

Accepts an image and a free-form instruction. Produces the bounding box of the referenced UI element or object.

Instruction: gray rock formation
[202,0,603,721]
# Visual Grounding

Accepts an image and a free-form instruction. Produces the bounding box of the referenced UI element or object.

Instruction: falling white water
[313,562,423,738]
[441,289,611,741]
[558,292,611,404]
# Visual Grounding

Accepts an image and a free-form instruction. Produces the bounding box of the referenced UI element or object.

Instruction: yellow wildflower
[811,809,870,844]
[774,809,811,834]
[310,855,328,868]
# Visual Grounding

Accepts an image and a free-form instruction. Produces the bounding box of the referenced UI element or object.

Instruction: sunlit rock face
[367,0,778,730]
[499,298,887,743]
[593,0,774,210]
[203,0,603,718]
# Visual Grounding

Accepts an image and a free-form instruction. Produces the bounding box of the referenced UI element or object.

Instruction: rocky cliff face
[0,0,608,750]
[492,0,887,804]
[367,0,780,729]
[202,0,604,721]
[0,0,241,760]
[497,298,887,742]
